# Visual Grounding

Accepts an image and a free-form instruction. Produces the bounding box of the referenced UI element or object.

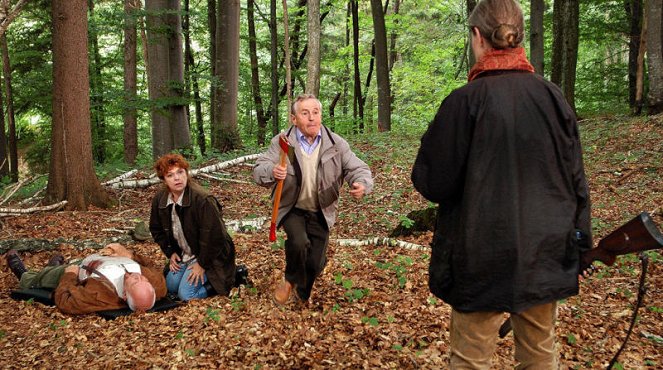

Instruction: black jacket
[149,182,236,296]
[412,71,592,313]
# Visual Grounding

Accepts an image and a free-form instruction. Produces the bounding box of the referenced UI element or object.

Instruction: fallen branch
[225,216,267,232]
[335,237,428,251]
[102,169,139,185]
[0,200,67,216]
[198,173,252,185]
[0,235,134,255]
[0,176,29,205]
[108,153,261,189]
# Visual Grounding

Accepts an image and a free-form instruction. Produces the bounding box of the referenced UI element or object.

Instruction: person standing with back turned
[411,0,592,368]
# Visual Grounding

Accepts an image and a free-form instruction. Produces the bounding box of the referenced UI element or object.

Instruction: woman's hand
[169,253,182,272]
[187,262,205,286]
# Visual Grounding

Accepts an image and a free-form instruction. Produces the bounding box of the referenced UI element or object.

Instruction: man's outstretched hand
[349,182,366,200]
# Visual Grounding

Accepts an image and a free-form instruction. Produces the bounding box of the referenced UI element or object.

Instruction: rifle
[498,212,663,368]
[579,212,663,273]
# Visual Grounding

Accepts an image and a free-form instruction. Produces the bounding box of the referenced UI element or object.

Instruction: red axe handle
[269,135,290,241]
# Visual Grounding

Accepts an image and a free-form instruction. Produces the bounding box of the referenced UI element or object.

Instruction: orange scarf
[468,47,535,82]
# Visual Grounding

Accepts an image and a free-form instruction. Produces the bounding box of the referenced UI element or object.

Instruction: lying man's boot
[6,250,27,279]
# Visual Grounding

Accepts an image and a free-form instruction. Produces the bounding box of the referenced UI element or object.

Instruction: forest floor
[0,114,661,369]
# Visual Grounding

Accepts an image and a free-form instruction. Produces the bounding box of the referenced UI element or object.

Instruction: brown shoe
[6,250,27,279]
[273,280,293,305]
[47,254,65,267]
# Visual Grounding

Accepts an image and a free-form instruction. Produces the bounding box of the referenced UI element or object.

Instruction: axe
[269,134,293,242]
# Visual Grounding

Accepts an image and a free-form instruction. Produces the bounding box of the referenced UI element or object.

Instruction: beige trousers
[449,302,559,370]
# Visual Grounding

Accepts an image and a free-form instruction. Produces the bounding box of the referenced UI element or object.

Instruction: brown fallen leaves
[0,115,662,369]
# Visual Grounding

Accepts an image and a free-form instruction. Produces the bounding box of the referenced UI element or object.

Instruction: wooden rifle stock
[580,212,663,272]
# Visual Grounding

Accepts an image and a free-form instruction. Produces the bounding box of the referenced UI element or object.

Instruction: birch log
[335,237,428,251]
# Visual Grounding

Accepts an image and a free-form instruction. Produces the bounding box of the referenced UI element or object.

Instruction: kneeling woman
[149,153,236,301]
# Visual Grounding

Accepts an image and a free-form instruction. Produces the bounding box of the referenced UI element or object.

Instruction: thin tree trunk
[47,0,112,210]
[646,0,663,114]
[306,0,321,95]
[635,5,647,114]
[370,0,391,131]
[551,0,563,86]
[0,63,7,179]
[270,0,279,135]
[248,0,268,146]
[626,0,643,109]
[351,0,362,126]
[208,0,216,134]
[183,0,206,155]
[123,0,138,165]
[1,33,16,182]
[388,0,400,72]
[0,0,30,38]
[467,0,477,68]
[88,0,106,164]
[530,0,544,75]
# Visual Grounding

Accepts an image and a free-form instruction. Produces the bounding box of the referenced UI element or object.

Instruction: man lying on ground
[5,243,167,315]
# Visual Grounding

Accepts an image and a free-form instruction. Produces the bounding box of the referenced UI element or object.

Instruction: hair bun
[491,24,522,49]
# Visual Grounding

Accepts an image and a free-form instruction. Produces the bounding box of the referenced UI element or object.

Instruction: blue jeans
[166,261,209,301]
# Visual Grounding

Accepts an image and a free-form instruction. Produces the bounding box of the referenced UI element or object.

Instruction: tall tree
[269,0,279,135]
[530,0,544,75]
[370,0,391,131]
[88,0,106,163]
[306,0,321,95]
[646,0,663,114]
[145,0,190,158]
[208,0,217,132]
[47,0,112,210]
[0,69,7,179]
[626,0,643,109]
[351,0,363,125]
[183,0,206,155]
[467,0,477,68]
[1,32,16,182]
[123,0,138,165]
[551,0,579,112]
[213,0,242,152]
[248,0,268,145]
[388,0,400,71]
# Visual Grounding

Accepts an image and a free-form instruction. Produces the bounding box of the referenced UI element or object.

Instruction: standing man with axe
[253,93,373,306]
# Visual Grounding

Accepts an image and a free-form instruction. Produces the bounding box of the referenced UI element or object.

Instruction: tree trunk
[635,4,648,114]
[388,0,400,72]
[0,65,7,179]
[370,0,391,131]
[208,0,216,134]
[248,0,268,146]
[183,0,205,155]
[551,0,578,112]
[88,0,106,164]
[47,0,112,210]
[626,0,643,109]
[530,0,545,75]
[213,0,242,152]
[467,0,477,68]
[646,0,663,114]
[145,0,191,159]
[351,0,363,126]
[1,33,16,182]
[551,0,563,86]
[123,0,138,165]
[270,0,279,135]
[306,0,321,95]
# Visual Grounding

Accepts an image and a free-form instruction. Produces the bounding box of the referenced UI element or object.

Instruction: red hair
[154,153,190,180]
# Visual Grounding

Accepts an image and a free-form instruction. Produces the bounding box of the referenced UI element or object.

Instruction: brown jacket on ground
[54,254,167,315]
